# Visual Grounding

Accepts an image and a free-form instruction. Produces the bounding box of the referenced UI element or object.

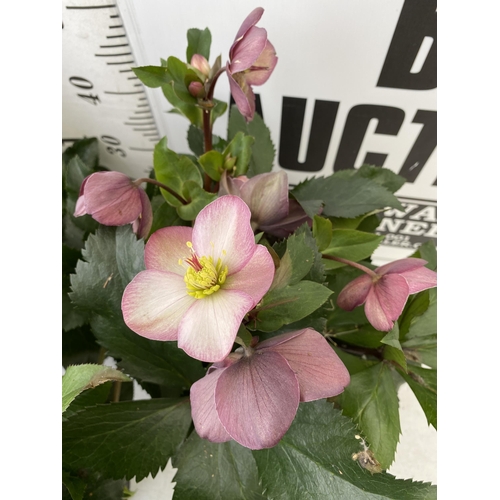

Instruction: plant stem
[321,254,379,279]
[134,177,188,205]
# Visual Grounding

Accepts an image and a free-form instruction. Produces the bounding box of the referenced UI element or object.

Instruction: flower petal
[227,70,255,121]
[121,270,194,340]
[190,367,232,443]
[230,26,268,73]
[231,7,264,52]
[218,171,247,196]
[256,329,350,401]
[224,244,275,306]
[144,226,193,274]
[376,258,428,276]
[337,274,373,311]
[400,267,437,294]
[244,40,278,86]
[364,274,409,331]
[192,195,256,274]
[134,188,153,240]
[260,199,310,238]
[215,350,300,449]
[239,171,289,226]
[177,289,255,362]
[84,172,142,225]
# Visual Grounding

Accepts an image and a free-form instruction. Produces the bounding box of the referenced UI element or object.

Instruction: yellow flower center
[182,242,228,299]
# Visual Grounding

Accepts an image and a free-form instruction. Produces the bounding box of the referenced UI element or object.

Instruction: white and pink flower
[190,328,350,450]
[121,195,275,362]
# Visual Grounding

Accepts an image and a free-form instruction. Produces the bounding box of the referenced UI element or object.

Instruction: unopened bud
[190,54,210,77]
[223,155,237,171]
[188,81,205,98]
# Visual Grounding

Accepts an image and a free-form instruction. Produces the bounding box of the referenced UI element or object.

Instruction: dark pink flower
[190,328,350,450]
[74,171,152,239]
[337,258,437,331]
[227,7,278,121]
[219,170,310,237]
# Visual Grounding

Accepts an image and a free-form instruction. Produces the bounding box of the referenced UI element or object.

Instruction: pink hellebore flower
[227,7,278,121]
[190,328,350,450]
[121,196,275,363]
[337,258,437,331]
[219,170,310,237]
[74,171,152,239]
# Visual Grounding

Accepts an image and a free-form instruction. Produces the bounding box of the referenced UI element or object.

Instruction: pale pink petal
[364,274,409,331]
[231,7,264,51]
[74,195,87,217]
[84,172,142,225]
[230,26,268,73]
[224,244,275,305]
[178,289,255,362]
[227,70,255,121]
[192,196,256,275]
[144,226,193,274]
[337,274,373,311]
[244,40,278,86]
[134,188,153,240]
[376,258,428,276]
[240,171,289,226]
[260,199,310,238]
[401,267,437,294]
[190,367,232,443]
[218,171,247,196]
[256,329,350,401]
[121,270,194,340]
[215,350,300,449]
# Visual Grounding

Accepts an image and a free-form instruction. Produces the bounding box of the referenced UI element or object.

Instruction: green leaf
[62,364,131,413]
[62,471,87,500]
[331,346,378,375]
[405,288,437,340]
[322,229,384,269]
[132,65,170,88]
[253,400,437,499]
[151,200,189,234]
[163,83,203,126]
[70,226,145,317]
[356,164,406,193]
[176,181,217,220]
[62,137,99,174]
[380,324,401,349]
[223,131,255,177]
[294,223,326,284]
[313,215,332,251]
[254,281,332,332]
[63,398,192,481]
[227,105,275,176]
[410,241,437,271]
[172,432,265,500]
[397,365,437,429]
[339,363,401,469]
[334,326,386,349]
[292,175,404,218]
[154,137,203,206]
[199,150,224,181]
[186,28,212,62]
[381,324,407,372]
[187,124,205,157]
[63,472,128,500]
[164,56,199,103]
[63,382,112,420]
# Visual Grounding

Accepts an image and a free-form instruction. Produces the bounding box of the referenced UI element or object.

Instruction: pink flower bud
[188,81,205,98]
[190,54,210,77]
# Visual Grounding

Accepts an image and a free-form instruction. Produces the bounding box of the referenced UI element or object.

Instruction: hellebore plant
[63,7,439,499]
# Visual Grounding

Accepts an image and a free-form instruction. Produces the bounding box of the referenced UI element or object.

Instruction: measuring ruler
[62,0,160,178]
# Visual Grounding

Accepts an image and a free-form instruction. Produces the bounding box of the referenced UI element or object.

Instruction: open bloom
[219,170,310,237]
[121,196,275,362]
[190,328,350,450]
[74,171,152,239]
[227,7,278,121]
[337,258,437,331]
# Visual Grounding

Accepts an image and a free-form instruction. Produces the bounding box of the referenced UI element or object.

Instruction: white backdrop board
[62,0,437,263]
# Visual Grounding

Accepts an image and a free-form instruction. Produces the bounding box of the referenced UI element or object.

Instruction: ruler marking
[133,83,143,87]
[130,147,154,152]
[137,103,148,107]
[138,97,147,101]
[149,138,159,142]
[107,34,126,39]
[109,24,124,29]
[109,14,119,18]
[125,121,155,125]
[119,69,134,73]
[107,60,135,65]
[143,133,159,137]
[133,127,157,131]
[95,52,132,57]
[127,115,153,119]
[66,4,116,9]
[101,43,129,48]
[105,90,144,95]
[127,76,139,80]
[134,109,151,113]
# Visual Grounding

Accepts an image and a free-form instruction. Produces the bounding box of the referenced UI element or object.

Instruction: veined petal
[134,188,153,240]
[337,274,373,311]
[400,267,437,294]
[84,172,142,225]
[178,289,254,362]
[231,7,264,53]
[230,26,268,73]
[227,70,255,121]
[260,199,310,238]
[224,245,275,305]
[145,226,193,274]
[256,329,350,401]
[190,367,232,443]
[376,258,428,276]
[244,40,278,86]
[218,171,246,196]
[215,350,300,450]
[365,274,409,331]
[192,196,256,275]
[74,195,87,217]
[121,270,194,340]
[239,171,289,226]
